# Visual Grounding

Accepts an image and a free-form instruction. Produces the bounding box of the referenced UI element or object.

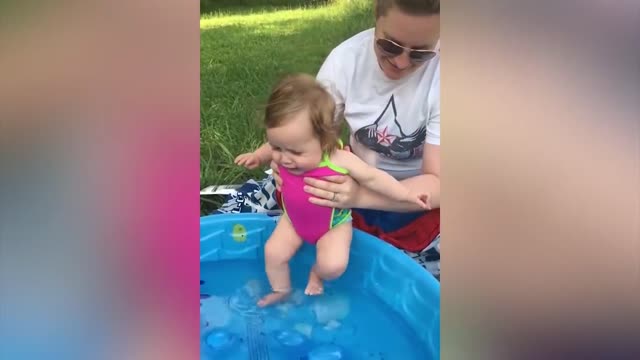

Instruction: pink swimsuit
[279,155,352,244]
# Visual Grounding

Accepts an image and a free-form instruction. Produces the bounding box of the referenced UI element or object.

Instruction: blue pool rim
[201,213,440,357]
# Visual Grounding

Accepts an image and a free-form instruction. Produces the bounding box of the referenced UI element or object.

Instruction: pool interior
[200,258,431,360]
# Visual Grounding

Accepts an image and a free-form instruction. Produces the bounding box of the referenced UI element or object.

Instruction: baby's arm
[234,143,272,169]
[252,143,273,163]
[332,150,430,209]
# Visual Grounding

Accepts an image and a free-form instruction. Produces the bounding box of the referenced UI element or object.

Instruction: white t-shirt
[317,28,440,180]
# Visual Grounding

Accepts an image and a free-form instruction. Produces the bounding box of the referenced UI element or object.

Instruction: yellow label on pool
[231,224,247,242]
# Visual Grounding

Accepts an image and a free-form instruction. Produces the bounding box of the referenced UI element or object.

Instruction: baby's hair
[264,73,341,153]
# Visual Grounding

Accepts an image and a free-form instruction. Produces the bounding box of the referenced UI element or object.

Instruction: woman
[274,0,441,276]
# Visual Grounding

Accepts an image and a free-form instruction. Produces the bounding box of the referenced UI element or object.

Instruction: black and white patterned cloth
[403,234,440,280]
[212,175,282,216]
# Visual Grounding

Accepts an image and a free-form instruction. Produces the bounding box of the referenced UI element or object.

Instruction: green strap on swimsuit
[317,139,349,175]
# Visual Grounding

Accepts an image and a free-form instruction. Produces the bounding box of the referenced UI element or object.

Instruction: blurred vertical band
[1,0,200,359]
[443,0,639,359]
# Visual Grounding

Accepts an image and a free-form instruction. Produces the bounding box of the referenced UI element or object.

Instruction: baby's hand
[409,191,432,210]
[234,152,262,170]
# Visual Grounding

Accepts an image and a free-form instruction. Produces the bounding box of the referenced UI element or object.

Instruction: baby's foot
[257,291,289,307]
[304,270,324,296]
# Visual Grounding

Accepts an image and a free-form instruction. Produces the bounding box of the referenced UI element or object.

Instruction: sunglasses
[375,37,438,63]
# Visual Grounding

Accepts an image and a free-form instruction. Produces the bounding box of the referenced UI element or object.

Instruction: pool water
[200,259,430,360]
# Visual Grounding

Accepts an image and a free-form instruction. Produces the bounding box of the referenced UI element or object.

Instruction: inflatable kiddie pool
[200,213,439,359]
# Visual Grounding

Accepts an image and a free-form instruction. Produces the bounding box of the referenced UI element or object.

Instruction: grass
[200,0,330,14]
[200,0,373,201]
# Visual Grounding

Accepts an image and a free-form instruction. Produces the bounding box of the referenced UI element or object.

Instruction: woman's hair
[264,73,340,153]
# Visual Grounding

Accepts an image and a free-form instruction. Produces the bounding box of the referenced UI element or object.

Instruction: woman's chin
[379,59,414,80]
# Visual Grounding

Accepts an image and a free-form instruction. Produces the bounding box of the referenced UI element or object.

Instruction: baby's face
[267,110,323,175]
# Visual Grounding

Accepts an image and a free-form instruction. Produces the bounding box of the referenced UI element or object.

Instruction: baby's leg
[305,222,352,295]
[258,215,303,307]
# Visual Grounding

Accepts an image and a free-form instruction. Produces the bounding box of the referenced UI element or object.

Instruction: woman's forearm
[356,174,440,212]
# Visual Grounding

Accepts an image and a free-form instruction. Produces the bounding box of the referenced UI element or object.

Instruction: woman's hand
[304,175,361,209]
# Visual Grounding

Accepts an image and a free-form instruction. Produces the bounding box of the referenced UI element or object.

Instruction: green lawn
[200,0,374,198]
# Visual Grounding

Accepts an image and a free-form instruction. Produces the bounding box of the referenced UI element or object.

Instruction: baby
[235,74,430,307]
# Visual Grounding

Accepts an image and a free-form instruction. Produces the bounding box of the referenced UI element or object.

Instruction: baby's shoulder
[328,149,361,168]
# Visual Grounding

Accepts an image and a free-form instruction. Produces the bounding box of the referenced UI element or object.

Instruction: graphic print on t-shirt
[354,95,426,160]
